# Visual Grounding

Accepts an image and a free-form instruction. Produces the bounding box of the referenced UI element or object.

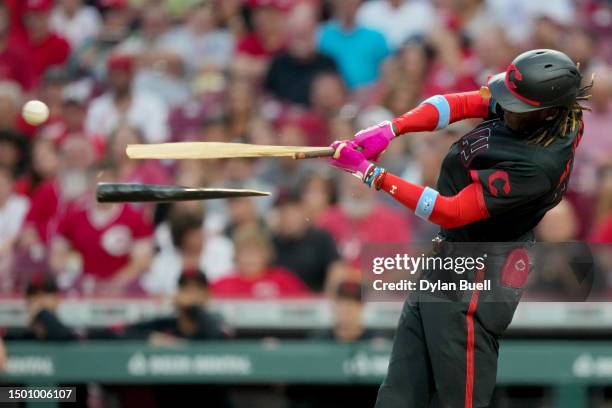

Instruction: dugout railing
[2,298,612,332]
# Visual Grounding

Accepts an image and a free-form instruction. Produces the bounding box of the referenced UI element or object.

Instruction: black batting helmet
[488,49,582,113]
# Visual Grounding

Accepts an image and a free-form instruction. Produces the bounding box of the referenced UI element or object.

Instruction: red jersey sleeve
[392,91,491,135]
[379,173,489,229]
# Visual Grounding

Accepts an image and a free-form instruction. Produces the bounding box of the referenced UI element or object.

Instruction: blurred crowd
[0,0,611,301]
[0,274,379,408]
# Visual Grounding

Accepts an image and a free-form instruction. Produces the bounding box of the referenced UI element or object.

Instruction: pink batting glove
[352,120,396,161]
[327,141,373,180]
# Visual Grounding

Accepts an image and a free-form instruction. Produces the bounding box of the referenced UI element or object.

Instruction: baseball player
[327,49,593,407]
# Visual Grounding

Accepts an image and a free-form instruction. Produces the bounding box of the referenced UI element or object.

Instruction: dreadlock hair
[528,73,595,147]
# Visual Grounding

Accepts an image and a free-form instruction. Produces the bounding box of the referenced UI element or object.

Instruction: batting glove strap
[373,168,388,190]
[363,166,387,189]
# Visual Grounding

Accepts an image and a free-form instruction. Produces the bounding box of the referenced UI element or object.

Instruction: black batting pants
[375,246,528,408]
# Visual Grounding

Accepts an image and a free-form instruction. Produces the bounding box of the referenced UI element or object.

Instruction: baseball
[22,100,49,126]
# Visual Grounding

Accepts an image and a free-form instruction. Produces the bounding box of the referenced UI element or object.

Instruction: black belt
[431,232,536,257]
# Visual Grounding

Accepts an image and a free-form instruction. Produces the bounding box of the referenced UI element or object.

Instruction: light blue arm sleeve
[420,95,451,130]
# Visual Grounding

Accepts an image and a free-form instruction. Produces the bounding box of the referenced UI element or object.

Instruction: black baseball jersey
[436,114,582,242]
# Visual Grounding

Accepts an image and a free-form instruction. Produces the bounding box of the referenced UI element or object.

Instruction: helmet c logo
[506,64,523,89]
[488,170,511,197]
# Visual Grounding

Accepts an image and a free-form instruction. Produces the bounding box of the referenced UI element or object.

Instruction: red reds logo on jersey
[487,170,511,197]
